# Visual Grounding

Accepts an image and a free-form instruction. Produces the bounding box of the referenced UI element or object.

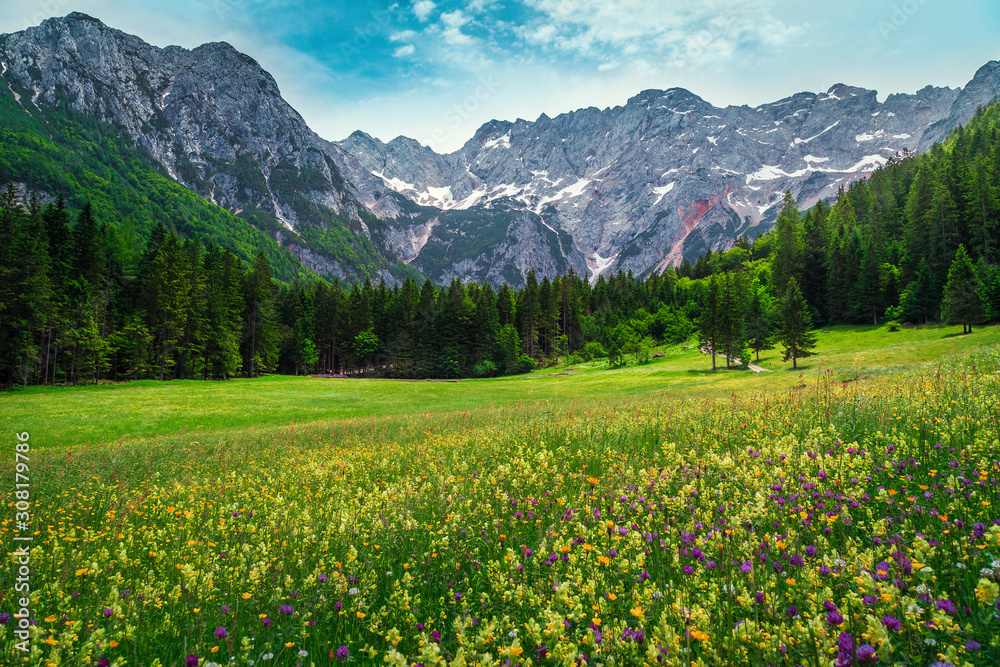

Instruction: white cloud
[525,23,558,44]
[393,43,416,58]
[517,0,802,68]
[412,0,436,22]
[389,29,418,42]
[440,10,469,29]
[465,0,498,12]
[439,10,474,46]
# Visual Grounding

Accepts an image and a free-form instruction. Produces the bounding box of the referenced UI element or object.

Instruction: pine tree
[941,245,986,333]
[717,273,749,369]
[498,323,521,375]
[898,258,935,324]
[698,274,721,370]
[800,202,829,321]
[776,277,817,370]
[967,154,999,262]
[243,252,279,377]
[520,270,540,358]
[149,232,191,381]
[745,288,773,362]
[771,191,803,297]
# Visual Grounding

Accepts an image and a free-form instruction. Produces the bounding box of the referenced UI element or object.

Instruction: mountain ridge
[338,68,999,281]
[2,13,998,286]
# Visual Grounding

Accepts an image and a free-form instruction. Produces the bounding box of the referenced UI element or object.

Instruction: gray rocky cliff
[3,13,996,287]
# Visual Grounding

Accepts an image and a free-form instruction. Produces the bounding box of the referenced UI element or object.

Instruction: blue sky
[3,1,999,151]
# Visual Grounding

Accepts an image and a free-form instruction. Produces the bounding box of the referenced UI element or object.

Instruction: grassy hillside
[2,327,999,665]
[0,78,303,280]
[4,323,997,450]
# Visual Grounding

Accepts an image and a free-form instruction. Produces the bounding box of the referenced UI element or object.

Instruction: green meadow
[2,323,998,451]
[2,325,1000,666]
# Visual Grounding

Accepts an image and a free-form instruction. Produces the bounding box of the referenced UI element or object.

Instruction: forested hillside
[0,77,315,281]
[2,104,999,387]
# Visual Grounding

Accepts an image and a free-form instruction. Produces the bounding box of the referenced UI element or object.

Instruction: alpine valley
[2,12,999,286]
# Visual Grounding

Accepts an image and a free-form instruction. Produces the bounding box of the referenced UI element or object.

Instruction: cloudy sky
[2,1,998,151]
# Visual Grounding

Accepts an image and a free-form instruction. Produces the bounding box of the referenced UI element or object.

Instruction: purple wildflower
[856,643,877,663]
[336,645,350,661]
[214,626,227,639]
[834,631,854,667]
[936,599,957,614]
[881,615,901,632]
[279,604,294,615]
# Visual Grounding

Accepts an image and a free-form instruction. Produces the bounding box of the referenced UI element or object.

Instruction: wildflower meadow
[3,346,1000,667]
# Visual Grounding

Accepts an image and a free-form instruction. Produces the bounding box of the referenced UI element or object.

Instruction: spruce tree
[776,277,817,370]
[745,288,773,362]
[243,252,279,377]
[717,273,749,369]
[941,245,986,333]
[771,191,803,297]
[899,258,936,324]
[698,274,721,370]
[520,270,540,358]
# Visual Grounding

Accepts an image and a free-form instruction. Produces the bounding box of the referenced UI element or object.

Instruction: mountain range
[2,12,999,286]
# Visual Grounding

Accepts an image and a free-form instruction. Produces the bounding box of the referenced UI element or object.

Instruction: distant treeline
[2,104,999,387]
[0,187,698,386]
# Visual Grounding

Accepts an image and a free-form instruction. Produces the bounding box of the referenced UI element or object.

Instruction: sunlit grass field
[2,324,1000,666]
[3,323,998,451]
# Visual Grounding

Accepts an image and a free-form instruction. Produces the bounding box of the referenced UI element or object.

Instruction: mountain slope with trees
[2,94,999,388]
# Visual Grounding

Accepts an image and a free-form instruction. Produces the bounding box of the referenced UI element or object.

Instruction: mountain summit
[2,13,998,285]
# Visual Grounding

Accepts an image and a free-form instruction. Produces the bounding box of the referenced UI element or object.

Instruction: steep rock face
[3,13,996,287]
[919,61,1000,149]
[0,13,574,286]
[0,13,415,279]
[339,73,998,281]
[1,14,341,222]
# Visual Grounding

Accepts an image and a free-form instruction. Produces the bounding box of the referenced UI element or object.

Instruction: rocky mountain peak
[64,11,103,23]
[4,14,999,289]
[339,63,1000,284]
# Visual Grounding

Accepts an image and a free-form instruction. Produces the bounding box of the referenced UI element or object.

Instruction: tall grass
[2,346,1000,665]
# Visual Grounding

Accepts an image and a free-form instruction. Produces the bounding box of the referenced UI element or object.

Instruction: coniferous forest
[2,103,1000,388]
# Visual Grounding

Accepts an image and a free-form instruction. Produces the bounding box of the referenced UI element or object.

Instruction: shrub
[579,341,607,361]
[515,354,537,374]
[471,360,498,378]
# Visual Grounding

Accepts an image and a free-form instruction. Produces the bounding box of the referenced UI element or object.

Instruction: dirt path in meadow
[700,344,771,373]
